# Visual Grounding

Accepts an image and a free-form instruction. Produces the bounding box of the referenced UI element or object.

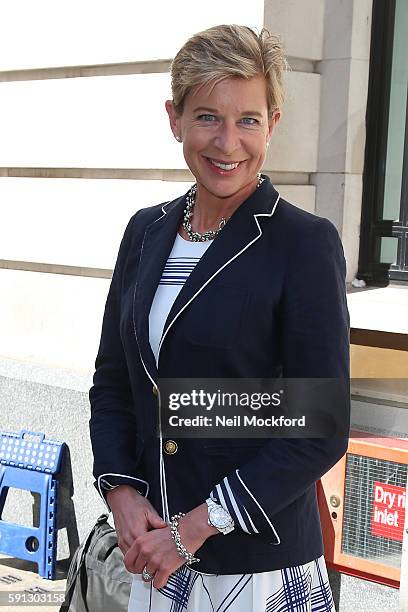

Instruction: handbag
[59,514,132,612]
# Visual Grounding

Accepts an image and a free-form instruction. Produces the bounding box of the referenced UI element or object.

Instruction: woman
[89,24,350,611]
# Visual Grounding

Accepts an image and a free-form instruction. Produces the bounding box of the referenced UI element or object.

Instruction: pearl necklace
[182,174,265,242]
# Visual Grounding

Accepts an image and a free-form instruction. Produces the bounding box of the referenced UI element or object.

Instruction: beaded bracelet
[170,513,200,566]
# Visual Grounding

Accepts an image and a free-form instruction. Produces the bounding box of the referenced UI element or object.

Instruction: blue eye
[241,117,259,125]
[198,114,216,121]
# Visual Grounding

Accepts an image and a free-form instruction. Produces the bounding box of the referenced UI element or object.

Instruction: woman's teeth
[209,159,240,171]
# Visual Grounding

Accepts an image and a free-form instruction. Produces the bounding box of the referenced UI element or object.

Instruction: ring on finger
[142,566,155,582]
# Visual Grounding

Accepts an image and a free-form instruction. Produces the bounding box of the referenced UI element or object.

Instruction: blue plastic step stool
[0,430,65,579]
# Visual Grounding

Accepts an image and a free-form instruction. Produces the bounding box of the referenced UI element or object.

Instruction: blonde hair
[170,24,289,119]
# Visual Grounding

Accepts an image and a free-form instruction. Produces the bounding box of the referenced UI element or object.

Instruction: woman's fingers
[117,539,129,556]
[152,569,170,590]
[152,558,185,589]
[146,510,168,530]
[123,542,146,574]
[124,533,158,574]
[117,510,165,557]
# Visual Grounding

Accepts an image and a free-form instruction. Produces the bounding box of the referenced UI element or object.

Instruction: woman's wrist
[106,484,141,508]
[178,503,219,552]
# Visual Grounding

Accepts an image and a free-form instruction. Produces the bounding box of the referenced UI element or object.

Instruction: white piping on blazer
[134,192,281,529]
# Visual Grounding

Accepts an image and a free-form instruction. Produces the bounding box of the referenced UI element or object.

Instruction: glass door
[382,0,408,280]
[359,0,408,284]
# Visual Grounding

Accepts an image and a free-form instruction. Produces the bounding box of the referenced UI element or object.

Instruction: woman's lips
[204,156,244,175]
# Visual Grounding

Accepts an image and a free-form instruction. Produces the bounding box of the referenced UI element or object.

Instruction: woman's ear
[267,109,281,142]
[165,100,182,142]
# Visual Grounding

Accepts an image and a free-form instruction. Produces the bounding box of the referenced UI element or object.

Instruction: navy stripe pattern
[160,257,202,286]
[158,565,199,610]
[127,556,335,611]
[267,561,335,612]
[210,468,279,542]
[156,566,252,611]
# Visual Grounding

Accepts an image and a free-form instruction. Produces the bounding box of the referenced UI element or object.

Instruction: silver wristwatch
[205,497,235,535]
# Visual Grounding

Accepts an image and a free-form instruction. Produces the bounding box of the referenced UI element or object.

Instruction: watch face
[210,506,232,528]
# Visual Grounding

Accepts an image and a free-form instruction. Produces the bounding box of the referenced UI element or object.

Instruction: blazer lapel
[133,177,280,383]
[133,195,186,383]
[159,178,280,357]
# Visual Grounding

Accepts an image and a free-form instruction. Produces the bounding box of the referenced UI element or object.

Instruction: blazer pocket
[186,284,249,349]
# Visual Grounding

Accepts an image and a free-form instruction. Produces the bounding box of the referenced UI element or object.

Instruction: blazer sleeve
[89,212,149,510]
[209,216,350,540]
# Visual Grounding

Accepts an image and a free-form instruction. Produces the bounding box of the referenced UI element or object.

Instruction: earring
[175,136,182,142]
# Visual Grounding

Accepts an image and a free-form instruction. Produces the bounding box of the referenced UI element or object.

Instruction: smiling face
[166,75,280,202]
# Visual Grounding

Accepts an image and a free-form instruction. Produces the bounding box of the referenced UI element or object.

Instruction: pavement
[0,554,67,612]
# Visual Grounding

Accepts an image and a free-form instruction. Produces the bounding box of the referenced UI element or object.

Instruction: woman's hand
[107,485,167,555]
[123,502,219,589]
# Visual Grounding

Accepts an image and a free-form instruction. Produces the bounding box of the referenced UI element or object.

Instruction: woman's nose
[213,123,240,155]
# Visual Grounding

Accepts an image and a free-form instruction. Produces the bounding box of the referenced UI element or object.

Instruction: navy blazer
[89,176,350,574]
